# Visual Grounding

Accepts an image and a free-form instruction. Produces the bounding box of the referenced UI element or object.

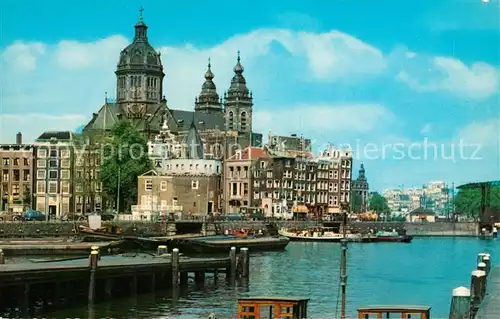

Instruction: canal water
[47,237,499,318]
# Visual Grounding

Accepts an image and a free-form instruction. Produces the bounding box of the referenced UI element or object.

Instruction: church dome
[116,13,163,73]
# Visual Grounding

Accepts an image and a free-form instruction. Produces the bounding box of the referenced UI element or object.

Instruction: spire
[184,121,204,159]
[134,6,148,42]
[225,51,252,105]
[358,163,366,181]
[195,57,221,113]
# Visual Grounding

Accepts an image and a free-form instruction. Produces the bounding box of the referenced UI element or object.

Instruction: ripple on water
[43,238,499,318]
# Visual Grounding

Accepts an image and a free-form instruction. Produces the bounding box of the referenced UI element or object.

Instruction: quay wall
[0,220,478,238]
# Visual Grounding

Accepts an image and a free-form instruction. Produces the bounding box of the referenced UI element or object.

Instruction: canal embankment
[0,220,479,239]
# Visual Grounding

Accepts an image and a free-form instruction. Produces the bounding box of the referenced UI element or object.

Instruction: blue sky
[1,0,499,191]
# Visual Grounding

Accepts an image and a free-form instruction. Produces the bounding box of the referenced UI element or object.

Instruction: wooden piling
[171,248,179,287]
[228,246,237,280]
[477,253,487,264]
[0,248,4,264]
[91,246,100,260]
[483,255,491,275]
[240,247,250,278]
[157,245,168,256]
[449,286,470,319]
[88,250,99,304]
[195,271,205,284]
[470,269,486,317]
[477,262,486,272]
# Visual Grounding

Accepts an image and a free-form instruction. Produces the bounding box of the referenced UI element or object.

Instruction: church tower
[115,8,164,119]
[223,51,253,133]
[195,58,223,113]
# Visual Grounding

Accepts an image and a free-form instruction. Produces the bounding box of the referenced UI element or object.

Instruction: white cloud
[1,41,46,72]
[0,114,87,144]
[0,27,388,143]
[457,118,500,149]
[397,54,500,100]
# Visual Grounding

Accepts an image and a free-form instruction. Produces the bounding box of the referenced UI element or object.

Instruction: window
[23,169,30,181]
[12,184,20,196]
[145,179,153,191]
[37,170,46,179]
[37,149,47,158]
[37,159,46,168]
[49,170,58,179]
[60,149,70,158]
[23,158,29,166]
[2,158,9,166]
[50,149,58,157]
[49,160,58,168]
[160,181,167,191]
[61,170,70,180]
[191,180,199,190]
[48,181,57,194]
[61,159,70,168]
[155,159,162,168]
[37,181,45,193]
[13,158,19,166]
[61,181,70,194]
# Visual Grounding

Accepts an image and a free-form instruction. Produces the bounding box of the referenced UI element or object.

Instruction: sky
[0,0,499,192]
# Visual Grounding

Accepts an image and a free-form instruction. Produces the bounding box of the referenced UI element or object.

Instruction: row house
[224,147,268,214]
[253,145,353,218]
[0,133,35,212]
[34,131,102,218]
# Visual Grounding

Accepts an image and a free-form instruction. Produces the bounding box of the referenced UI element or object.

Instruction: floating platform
[0,246,248,316]
[0,241,123,256]
[173,235,290,253]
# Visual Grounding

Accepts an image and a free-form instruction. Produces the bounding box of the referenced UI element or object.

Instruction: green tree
[100,121,152,212]
[454,186,500,219]
[350,192,363,214]
[368,192,390,217]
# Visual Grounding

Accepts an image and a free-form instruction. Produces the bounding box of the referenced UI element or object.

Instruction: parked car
[0,211,23,221]
[23,210,47,221]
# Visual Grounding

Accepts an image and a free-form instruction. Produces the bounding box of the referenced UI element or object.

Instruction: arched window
[228,111,234,130]
[240,111,247,131]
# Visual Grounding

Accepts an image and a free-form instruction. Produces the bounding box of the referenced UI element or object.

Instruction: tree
[368,192,390,217]
[350,192,363,214]
[100,121,152,212]
[454,186,500,219]
[23,187,31,208]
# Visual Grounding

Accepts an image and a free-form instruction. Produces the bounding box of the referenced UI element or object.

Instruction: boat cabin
[237,297,309,319]
[357,306,431,319]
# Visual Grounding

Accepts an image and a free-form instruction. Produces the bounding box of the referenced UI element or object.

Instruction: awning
[293,205,309,213]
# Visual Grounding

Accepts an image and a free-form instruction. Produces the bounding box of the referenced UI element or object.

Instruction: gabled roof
[228,147,268,160]
[36,131,76,141]
[141,169,159,176]
[184,121,204,159]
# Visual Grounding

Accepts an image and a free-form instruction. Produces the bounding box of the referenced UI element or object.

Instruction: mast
[340,203,348,319]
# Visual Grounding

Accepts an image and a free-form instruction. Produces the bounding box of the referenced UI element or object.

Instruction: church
[83,10,261,156]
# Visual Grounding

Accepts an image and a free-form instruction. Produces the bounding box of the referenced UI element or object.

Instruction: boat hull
[172,236,290,254]
[374,235,413,243]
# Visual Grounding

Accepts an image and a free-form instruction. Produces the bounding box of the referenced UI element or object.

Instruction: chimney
[16,132,22,145]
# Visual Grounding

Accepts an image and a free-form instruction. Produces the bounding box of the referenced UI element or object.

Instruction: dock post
[483,255,491,275]
[157,245,168,256]
[195,271,205,284]
[477,252,487,264]
[91,245,100,260]
[88,250,99,304]
[171,248,180,287]
[241,247,250,278]
[228,246,237,280]
[0,248,4,264]
[469,270,486,317]
[449,286,470,319]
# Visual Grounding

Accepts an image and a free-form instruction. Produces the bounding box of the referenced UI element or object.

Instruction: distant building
[351,163,369,212]
[267,132,312,158]
[0,133,35,212]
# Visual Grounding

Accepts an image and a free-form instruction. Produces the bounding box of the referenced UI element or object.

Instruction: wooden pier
[0,246,249,317]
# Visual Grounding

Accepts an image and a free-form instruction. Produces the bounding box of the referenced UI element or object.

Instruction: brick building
[0,133,35,212]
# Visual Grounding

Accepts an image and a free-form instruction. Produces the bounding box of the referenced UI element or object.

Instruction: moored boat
[374,230,413,243]
[278,227,376,243]
[172,235,290,253]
